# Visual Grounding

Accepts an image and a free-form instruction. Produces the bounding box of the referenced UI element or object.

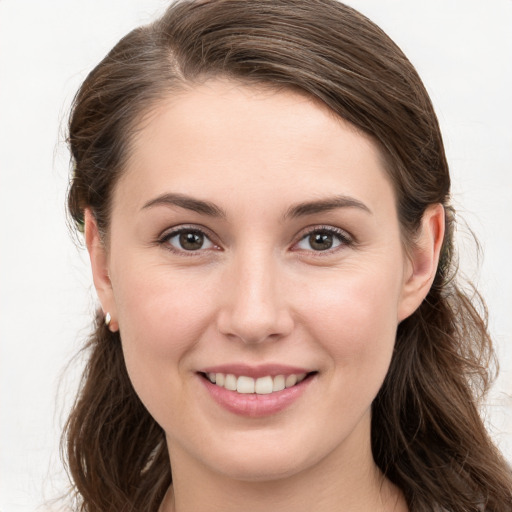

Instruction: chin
[211,453,310,482]
[195,431,327,483]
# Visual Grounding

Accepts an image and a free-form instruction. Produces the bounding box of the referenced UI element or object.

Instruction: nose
[216,252,294,344]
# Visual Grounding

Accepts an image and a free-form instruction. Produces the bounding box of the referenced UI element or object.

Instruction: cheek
[299,265,402,374]
[110,263,218,410]
[114,266,213,353]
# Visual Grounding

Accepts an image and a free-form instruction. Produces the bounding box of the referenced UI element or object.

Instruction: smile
[205,372,308,395]
[200,370,316,417]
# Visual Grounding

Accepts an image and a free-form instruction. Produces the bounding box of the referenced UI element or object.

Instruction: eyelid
[157,224,221,254]
[155,223,354,255]
[291,225,354,252]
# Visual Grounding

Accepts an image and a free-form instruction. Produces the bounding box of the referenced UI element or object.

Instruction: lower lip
[200,374,314,417]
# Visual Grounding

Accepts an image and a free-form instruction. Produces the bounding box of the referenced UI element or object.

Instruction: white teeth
[237,376,255,394]
[224,374,237,391]
[206,372,309,394]
[285,374,297,388]
[255,376,273,394]
[272,375,285,392]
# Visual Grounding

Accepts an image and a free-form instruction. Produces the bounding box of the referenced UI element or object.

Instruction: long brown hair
[64,1,512,510]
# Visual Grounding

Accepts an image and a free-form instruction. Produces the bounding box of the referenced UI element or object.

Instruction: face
[88,80,438,482]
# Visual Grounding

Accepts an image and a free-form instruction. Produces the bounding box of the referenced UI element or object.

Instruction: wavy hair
[64,1,512,510]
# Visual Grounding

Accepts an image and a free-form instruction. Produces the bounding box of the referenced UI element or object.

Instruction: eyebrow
[141,192,371,219]
[141,193,226,217]
[284,195,372,219]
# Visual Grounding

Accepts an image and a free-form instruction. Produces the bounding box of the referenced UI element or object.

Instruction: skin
[86,80,444,512]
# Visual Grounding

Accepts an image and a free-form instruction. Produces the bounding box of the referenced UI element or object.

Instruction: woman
[64,0,512,510]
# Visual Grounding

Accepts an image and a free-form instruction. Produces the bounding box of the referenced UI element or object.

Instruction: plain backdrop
[1,1,511,510]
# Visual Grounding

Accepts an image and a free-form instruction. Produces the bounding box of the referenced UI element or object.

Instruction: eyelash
[157,224,354,256]
[293,225,354,254]
[157,225,220,256]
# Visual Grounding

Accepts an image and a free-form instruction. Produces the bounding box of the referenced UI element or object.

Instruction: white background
[0,1,511,510]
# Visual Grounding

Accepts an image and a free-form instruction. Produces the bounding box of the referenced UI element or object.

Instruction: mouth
[197,364,318,416]
[199,371,316,395]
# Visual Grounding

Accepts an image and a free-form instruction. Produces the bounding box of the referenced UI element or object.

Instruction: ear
[398,203,445,322]
[84,209,119,332]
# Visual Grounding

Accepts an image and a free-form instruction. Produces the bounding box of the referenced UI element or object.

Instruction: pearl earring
[105,312,112,327]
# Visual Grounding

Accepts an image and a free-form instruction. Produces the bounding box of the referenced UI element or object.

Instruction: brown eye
[164,229,215,252]
[179,231,205,250]
[308,232,334,251]
[295,227,351,252]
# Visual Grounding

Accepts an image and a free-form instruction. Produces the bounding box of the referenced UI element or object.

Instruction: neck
[161,421,407,512]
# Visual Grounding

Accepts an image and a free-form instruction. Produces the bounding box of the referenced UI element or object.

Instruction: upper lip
[199,364,313,379]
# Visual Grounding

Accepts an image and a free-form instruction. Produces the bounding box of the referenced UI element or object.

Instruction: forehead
[116,79,395,217]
